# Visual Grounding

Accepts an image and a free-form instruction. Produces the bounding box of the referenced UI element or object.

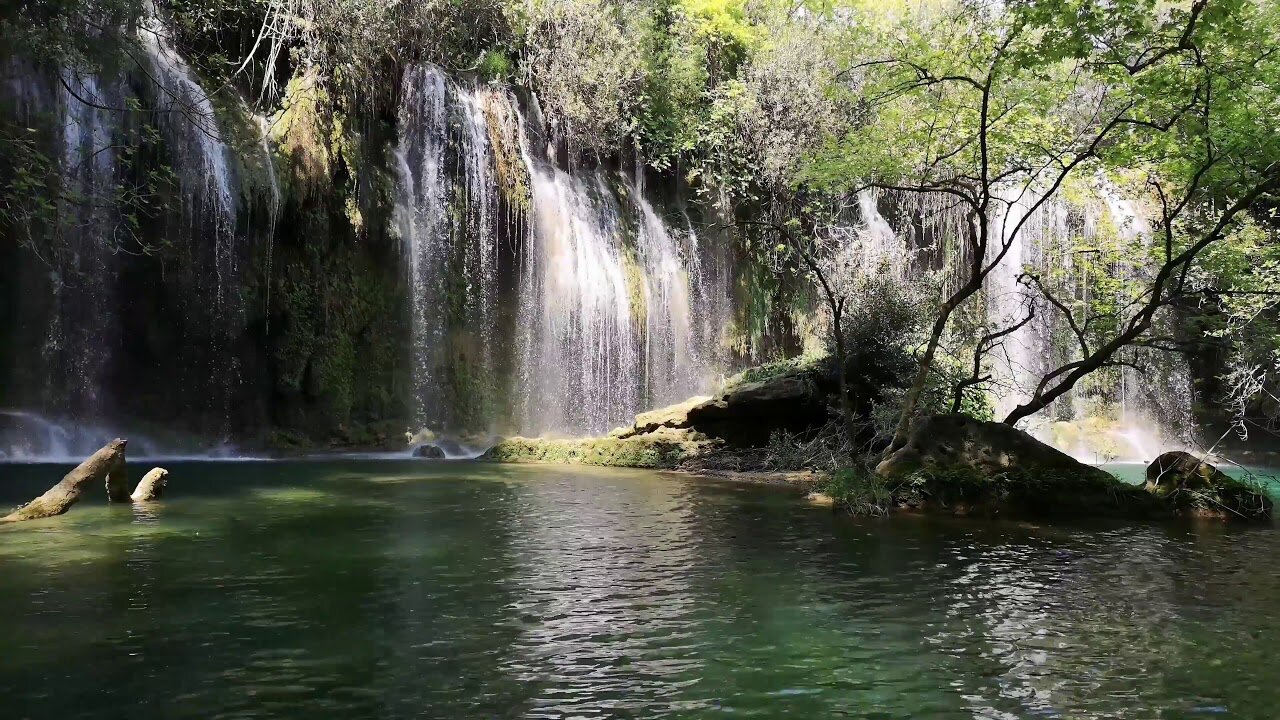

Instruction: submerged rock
[876,415,1160,518]
[412,444,446,459]
[2,439,128,523]
[1145,451,1272,520]
[131,467,169,502]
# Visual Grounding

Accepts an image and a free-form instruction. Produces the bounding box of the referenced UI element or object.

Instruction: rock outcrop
[1145,451,1228,491]
[876,415,1160,518]
[877,414,1116,482]
[2,439,128,523]
[482,429,716,469]
[131,467,169,502]
[612,365,830,447]
[1145,451,1272,520]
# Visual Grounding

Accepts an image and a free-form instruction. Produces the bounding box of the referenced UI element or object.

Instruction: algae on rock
[482,430,716,469]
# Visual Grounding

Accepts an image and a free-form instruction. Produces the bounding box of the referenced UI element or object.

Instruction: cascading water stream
[857,178,1190,462]
[394,64,729,438]
[395,66,508,433]
[139,7,247,441]
[0,15,255,460]
[984,184,1061,422]
[138,11,238,308]
[513,159,642,435]
[1093,178,1193,459]
[51,70,125,419]
[512,107,720,436]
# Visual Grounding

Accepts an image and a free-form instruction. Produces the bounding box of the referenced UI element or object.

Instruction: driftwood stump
[106,453,131,502]
[131,467,169,502]
[2,439,128,523]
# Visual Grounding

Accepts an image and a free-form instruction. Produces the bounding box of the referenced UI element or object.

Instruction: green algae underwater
[2,459,1279,719]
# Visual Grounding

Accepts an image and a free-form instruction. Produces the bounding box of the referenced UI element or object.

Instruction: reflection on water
[1,460,1278,719]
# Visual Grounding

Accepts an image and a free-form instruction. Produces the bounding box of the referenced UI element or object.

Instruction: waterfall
[985,183,1066,422]
[838,178,1194,461]
[393,64,729,438]
[396,65,452,430]
[959,180,1191,460]
[50,70,126,419]
[256,113,281,332]
[138,8,247,439]
[4,15,253,458]
[138,10,238,310]
[513,158,643,435]
[855,189,906,277]
[1095,178,1194,459]
[512,112,719,436]
[395,65,505,432]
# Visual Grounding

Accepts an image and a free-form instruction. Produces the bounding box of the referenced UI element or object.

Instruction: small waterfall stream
[865,179,1193,462]
[138,10,239,311]
[138,7,253,442]
[395,65,506,432]
[52,70,125,419]
[512,103,721,436]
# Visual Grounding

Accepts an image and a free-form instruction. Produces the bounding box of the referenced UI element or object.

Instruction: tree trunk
[890,300,958,450]
[106,455,131,502]
[2,439,128,523]
[830,318,858,452]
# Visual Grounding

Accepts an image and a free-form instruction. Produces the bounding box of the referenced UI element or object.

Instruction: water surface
[2,460,1278,719]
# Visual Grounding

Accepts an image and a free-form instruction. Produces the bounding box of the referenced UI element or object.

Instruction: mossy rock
[612,357,829,447]
[877,414,1164,519]
[894,464,1165,519]
[1145,451,1272,521]
[481,432,717,469]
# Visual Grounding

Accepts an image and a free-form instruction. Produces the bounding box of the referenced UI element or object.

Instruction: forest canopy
[3,0,1279,441]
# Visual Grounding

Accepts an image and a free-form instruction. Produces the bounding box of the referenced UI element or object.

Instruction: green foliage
[477,49,513,82]
[820,467,895,516]
[728,352,822,387]
[1,91,178,270]
[522,0,647,154]
[0,0,143,69]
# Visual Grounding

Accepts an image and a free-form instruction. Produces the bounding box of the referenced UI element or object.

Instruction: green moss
[264,183,407,444]
[482,435,713,469]
[620,247,649,327]
[725,352,825,388]
[270,70,337,196]
[898,464,1166,519]
[481,92,531,211]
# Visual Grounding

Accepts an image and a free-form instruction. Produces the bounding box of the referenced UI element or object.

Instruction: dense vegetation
[2,0,1279,455]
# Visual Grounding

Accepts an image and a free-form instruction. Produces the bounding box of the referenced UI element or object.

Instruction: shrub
[820,467,894,516]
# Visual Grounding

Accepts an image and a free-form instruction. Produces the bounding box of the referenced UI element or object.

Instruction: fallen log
[2,439,128,523]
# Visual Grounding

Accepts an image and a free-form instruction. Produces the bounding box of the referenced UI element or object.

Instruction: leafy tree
[801,0,1280,447]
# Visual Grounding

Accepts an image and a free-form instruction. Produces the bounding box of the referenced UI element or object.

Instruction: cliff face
[0,55,414,448]
[0,44,808,451]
